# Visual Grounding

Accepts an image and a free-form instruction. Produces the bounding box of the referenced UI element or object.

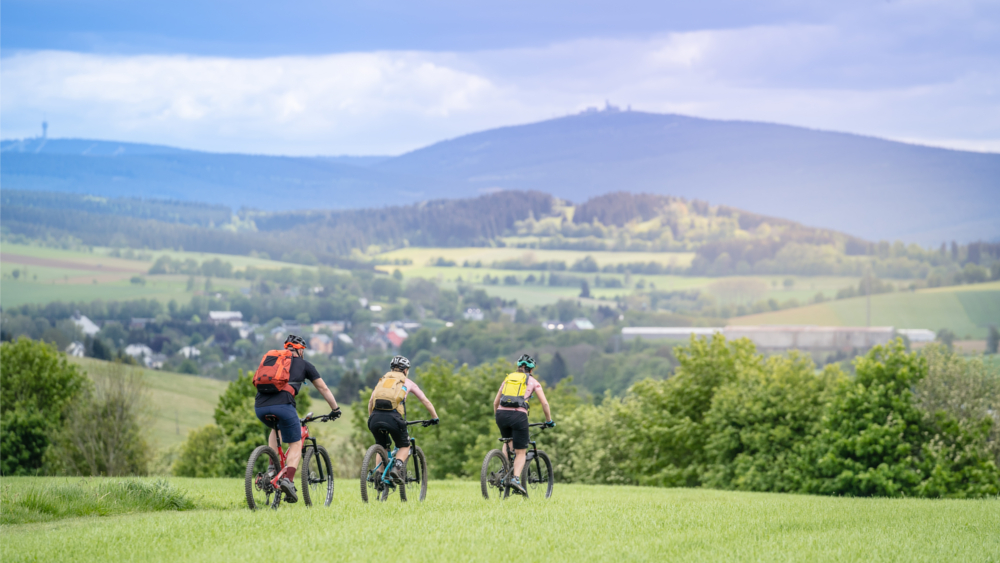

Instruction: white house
[65,341,85,357]
[178,346,201,359]
[209,311,244,326]
[72,313,100,337]
[124,343,153,359]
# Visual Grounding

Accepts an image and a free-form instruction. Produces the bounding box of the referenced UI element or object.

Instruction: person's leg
[268,429,278,451]
[284,439,304,469]
[513,449,528,476]
[396,445,410,462]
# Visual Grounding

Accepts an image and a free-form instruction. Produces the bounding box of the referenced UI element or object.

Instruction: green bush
[172,425,226,478]
[703,353,844,492]
[0,338,90,475]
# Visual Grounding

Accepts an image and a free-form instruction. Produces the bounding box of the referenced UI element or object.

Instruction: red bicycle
[245,412,334,510]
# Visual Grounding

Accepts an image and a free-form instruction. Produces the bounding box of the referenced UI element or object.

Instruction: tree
[48,361,150,476]
[173,425,226,477]
[0,338,89,475]
[704,353,844,492]
[988,325,999,355]
[579,280,591,298]
[612,334,761,487]
[545,352,569,386]
[936,328,956,350]
[213,370,264,477]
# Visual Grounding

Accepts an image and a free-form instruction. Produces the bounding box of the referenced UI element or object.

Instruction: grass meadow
[2,478,998,562]
[0,242,314,307]
[731,281,1000,339]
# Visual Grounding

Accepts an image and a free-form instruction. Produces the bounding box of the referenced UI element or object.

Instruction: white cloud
[2,16,998,155]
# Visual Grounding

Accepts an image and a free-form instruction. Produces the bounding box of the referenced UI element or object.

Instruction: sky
[2,0,998,155]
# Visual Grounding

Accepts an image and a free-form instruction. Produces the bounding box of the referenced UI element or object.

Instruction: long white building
[622,325,902,352]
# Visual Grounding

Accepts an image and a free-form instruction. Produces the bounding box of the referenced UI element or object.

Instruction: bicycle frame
[268,413,326,490]
[370,420,430,490]
[497,423,549,495]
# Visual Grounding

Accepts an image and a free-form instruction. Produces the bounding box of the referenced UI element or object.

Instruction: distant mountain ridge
[3,110,998,243]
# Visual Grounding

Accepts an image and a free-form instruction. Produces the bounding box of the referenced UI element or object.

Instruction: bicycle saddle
[262,414,280,429]
[499,437,514,443]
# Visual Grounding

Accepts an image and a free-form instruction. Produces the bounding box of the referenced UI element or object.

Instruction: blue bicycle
[360,419,430,502]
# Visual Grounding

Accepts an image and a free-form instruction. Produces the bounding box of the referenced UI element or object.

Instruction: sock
[285,467,296,480]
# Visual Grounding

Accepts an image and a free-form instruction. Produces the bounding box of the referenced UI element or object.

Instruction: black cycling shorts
[495,409,530,450]
[368,410,408,450]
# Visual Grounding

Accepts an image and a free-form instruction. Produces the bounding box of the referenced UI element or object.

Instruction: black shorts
[368,410,408,450]
[495,410,530,450]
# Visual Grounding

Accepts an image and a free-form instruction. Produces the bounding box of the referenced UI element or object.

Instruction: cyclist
[254,335,342,503]
[367,355,439,483]
[493,354,554,495]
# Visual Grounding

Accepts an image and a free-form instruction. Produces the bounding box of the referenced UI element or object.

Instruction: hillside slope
[4,111,998,243]
[728,281,1000,338]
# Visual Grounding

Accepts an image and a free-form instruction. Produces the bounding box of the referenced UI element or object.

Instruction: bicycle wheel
[245,445,282,511]
[480,449,510,500]
[400,446,428,502]
[360,444,389,503]
[302,445,334,507]
[522,450,554,499]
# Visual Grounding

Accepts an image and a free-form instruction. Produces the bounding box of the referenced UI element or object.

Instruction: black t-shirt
[254,356,321,408]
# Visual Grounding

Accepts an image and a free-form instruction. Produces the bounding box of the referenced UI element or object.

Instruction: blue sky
[2,0,998,155]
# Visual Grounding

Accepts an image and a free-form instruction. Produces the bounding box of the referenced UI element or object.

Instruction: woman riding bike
[493,354,554,495]
[367,355,439,483]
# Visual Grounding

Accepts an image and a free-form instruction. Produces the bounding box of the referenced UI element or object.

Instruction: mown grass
[0,478,194,525]
[2,479,998,562]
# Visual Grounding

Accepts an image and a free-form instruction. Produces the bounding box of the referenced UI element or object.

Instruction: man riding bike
[367,355,439,483]
[493,354,554,495]
[254,335,342,503]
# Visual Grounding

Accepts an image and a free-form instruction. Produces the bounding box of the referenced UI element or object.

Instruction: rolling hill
[3,110,998,244]
[729,281,1000,339]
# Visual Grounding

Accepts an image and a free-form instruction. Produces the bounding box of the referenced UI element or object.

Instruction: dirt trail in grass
[0,253,144,273]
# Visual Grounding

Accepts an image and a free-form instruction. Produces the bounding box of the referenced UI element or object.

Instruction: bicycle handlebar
[407,419,434,426]
[528,422,552,428]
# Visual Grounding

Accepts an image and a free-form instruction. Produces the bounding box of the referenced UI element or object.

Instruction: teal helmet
[517,354,535,370]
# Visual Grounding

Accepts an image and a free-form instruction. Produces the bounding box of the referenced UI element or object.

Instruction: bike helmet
[390,355,410,372]
[284,334,307,350]
[517,354,535,370]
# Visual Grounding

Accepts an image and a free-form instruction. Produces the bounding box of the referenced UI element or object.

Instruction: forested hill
[3,110,999,243]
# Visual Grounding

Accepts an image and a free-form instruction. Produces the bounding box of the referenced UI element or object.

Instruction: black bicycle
[245,412,335,510]
[360,419,431,503]
[480,422,553,500]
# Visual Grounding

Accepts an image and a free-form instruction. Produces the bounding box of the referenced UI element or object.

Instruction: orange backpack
[253,349,296,395]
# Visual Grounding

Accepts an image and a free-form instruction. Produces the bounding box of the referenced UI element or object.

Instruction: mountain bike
[360,419,432,503]
[481,422,553,500]
[245,412,335,510]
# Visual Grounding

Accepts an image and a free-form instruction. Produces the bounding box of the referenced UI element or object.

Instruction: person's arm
[367,391,375,417]
[493,387,503,413]
[534,383,553,422]
[312,378,339,411]
[406,380,438,419]
[304,361,340,415]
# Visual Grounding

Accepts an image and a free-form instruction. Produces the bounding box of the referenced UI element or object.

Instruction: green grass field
[0,242,320,307]
[731,281,1000,338]
[2,478,997,562]
[374,246,697,271]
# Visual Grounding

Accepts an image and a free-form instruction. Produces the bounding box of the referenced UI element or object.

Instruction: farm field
[2,478,998,563]
[730,281,1000,338]
[0,242,312,307]
[68,358,230,449]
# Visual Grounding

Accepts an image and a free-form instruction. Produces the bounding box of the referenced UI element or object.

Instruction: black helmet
[284,334,307,350]
[390,355,410,371]
[517,354,535,370]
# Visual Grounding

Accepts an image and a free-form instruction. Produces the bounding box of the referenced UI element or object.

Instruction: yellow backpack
[499,372,529,409]
[372,371,408,413]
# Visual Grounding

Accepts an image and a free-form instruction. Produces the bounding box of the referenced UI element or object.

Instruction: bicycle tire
[360,444,389,503]
[522,450,554,499]
[245,445,282,511]
[480,448,510,501]
[400,446,428,502]
[302,445,334,507]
